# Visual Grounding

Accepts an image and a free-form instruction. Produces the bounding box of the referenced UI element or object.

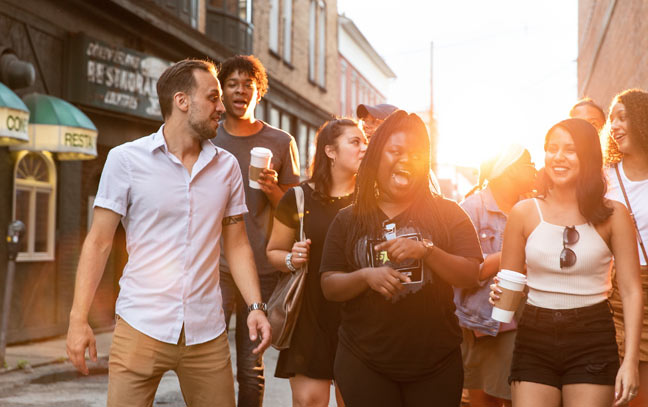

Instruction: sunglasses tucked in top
[560,225,580,269]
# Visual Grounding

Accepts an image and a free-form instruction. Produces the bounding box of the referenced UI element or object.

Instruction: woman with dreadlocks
[605,89,648,407]
[319,111,483,406]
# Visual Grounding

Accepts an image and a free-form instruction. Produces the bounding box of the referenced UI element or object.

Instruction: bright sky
[337,0,578,169]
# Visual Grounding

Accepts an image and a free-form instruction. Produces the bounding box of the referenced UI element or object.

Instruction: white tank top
[525,199,612,309]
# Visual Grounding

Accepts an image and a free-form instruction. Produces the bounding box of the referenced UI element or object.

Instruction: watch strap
[248,302,268,314]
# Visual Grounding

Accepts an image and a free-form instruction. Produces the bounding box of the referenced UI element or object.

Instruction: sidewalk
[2,330,113,372]
[0,327,297,405]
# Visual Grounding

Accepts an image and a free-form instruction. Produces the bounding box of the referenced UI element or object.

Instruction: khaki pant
[107,316,235,407]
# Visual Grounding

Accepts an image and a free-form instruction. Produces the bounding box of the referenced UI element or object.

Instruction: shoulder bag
[267,185,308,350]
[615,164,648,263]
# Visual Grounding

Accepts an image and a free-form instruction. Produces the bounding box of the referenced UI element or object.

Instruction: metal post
[0,220,25,368]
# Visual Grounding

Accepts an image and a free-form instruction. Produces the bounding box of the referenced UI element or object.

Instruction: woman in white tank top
[604,89,648,407]
[490,118,642,407]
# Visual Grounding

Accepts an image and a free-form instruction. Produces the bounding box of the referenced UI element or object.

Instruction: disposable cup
[491,269,527,323]
[249,147,273,189]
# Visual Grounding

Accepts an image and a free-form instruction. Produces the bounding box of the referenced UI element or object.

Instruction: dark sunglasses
[560,226,579,269]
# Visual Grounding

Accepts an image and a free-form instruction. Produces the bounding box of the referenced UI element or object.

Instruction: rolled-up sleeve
[224,155,248,217]
[94,148,130,217]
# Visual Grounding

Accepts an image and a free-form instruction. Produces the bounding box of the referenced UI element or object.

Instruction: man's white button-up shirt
[94,125,247,345]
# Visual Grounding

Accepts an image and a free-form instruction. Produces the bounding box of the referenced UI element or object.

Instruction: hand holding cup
[249,147,273,189]
[489,269,527,323]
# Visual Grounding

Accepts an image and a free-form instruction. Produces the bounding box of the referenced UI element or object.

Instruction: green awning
[0,82,30,145]
[16,93,97,160]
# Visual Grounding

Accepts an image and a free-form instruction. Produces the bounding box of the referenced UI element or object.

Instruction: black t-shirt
[320,199,482,380]
[274,183,353,378]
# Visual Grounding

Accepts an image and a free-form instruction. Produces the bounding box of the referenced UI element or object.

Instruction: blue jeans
[220,271,279,407]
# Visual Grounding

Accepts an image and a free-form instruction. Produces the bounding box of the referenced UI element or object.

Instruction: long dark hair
[350,110,448,245]
[604,88,648,165]
[308,118,361,198]
[539,118,613,225]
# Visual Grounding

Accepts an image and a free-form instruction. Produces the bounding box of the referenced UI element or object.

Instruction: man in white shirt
[65,59,271,407]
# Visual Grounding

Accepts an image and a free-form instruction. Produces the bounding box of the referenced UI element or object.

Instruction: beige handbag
[268,185,307,350]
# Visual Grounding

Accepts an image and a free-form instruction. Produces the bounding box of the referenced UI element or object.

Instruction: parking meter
[1,220,26,366]
[6,220,25,261]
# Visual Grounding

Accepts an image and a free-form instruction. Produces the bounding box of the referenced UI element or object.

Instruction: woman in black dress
[320,111,483,406]
[266,118,367,406]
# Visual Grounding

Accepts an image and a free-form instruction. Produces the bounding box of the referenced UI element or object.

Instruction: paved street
[0,328,333,406]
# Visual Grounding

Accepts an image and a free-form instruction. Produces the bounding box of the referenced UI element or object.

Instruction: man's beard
[188,110,218,141]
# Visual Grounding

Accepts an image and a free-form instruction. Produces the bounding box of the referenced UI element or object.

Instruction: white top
[606,162,648,266]
[95,125,248,345]
[525,199,612,309]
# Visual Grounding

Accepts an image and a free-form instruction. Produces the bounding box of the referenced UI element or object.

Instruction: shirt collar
[148,124,167,152]
[148,124,219,159]
[481,188,506,216]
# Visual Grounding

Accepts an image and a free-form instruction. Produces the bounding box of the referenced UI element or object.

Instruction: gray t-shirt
[211,121,300,275]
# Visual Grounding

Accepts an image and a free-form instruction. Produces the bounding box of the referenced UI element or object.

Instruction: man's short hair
[218,55,268,98]
[157,59,217,119]
[570,97,605,119]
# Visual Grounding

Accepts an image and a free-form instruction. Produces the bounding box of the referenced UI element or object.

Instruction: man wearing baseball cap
[356,103,398,140]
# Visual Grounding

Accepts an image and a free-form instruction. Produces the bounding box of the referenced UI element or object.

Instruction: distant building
[578,0,648,110]
[0,0,338,344]
[254,0,339,173]
[337,14,396,118]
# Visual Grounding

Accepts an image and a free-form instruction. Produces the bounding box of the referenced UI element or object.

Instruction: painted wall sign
[0,108,29,143]
[67,34,171,121]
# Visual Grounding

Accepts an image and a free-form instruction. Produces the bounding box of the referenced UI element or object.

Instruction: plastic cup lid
[497,269,527,284]
[251,147,272,157]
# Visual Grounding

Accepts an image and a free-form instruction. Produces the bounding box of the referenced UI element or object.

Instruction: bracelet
[285,252,298,272]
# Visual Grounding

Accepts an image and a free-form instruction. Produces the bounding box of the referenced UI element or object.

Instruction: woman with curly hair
[320,111,483,406]
[490,118,642,406]
[267,118,367,407]
[605,89,648,407]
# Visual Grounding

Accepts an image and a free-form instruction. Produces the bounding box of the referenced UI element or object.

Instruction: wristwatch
[248,302,268,315]
[421,239,435,258]
[285,252,298,272]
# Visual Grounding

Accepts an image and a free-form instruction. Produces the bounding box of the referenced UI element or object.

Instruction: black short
[509,301,619,389]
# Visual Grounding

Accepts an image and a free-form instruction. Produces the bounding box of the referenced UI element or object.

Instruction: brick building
[253,0,339,173]
[0,0,338,344]
[337,14,395,118]
[578,0,648,112]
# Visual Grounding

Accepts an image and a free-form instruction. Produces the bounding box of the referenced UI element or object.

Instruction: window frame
[12,151,57,262]
[282,0,293,63]
[308,0,317,82]
[340,59,347,116]
[269,0,280,53]
[317,0,326,88]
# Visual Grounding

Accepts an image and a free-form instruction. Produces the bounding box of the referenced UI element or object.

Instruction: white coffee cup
[491,269,527,323]
[249,147,273,189]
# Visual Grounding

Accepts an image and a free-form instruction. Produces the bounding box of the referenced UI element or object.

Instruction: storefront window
[12,151,56,261]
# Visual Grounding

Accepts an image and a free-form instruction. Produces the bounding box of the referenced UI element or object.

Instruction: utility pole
[429,41,438,173]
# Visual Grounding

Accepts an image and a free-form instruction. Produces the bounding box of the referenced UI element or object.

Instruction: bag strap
[294,185,305,241]
[615,164,648,263]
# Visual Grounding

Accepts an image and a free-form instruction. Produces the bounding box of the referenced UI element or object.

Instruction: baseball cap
[356,104,398,120]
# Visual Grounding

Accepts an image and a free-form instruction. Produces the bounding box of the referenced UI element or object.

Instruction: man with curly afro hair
[211,55,301,407]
